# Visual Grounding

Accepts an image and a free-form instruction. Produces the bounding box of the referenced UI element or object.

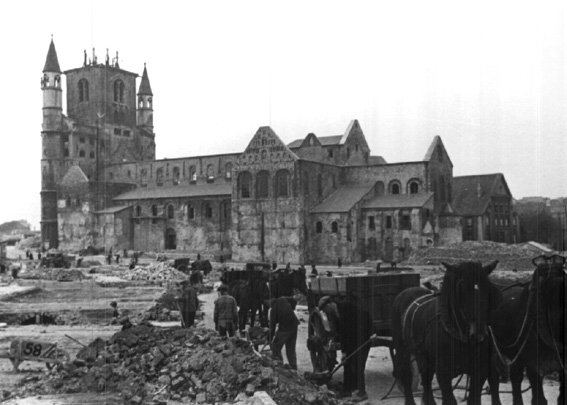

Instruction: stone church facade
[40,40,518,264]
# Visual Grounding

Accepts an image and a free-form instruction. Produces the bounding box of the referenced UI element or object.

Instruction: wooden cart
[306,272,420,376]
[0,339,70,372]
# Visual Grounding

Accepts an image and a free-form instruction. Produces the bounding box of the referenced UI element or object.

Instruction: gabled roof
[239,126,298,164]
[423,136,453,167]
[288,135,343,149]
[452,173,510,216]
[363,192,434,209]
[43,39,61,73]
[113,183,231,201]
[94,206,131,214]
[138,64,153,96]
[310,184,374,213]
[60,165,89,186]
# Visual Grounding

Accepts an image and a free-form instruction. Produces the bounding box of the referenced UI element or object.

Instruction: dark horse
[489,254,567,405]
[391,260,501,405]
[269,267,308,298]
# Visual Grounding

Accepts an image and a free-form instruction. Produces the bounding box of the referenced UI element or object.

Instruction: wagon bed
[307,272,420,373]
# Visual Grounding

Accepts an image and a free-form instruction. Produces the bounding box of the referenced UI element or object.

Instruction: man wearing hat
[213,284,238,337]
[176,279,199,328]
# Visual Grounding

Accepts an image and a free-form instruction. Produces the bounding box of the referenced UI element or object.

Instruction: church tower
[137,64,153,130]
[40,38,63,249]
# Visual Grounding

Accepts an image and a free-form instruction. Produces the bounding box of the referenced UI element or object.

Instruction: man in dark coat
[336,299,373,401]
[214,284,238,337]
[176,279,199,328]
[270,296,299,370]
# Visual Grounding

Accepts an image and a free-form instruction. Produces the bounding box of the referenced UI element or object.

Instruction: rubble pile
[141,287,207,323]
[20,268,88,282]
[122,262,187,283]
[11,324,343,405]
[406,241,541,272]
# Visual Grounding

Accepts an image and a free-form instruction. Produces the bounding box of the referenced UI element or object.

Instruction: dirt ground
[0,247,561,404]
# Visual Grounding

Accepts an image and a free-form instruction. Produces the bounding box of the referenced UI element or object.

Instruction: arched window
[167,204,174,219]
[148,97,152,109]
[203,202,213,218]
[225,163,233,179]
[389,180,401,195]
[331,221,339,233]
[113,79,125,103]
[275,170,289,198]
[156,167,164,185]
[78,79,89,102]
[238,171,252,199]
[138,96,143,108]
[135,206,142,217]
[316,221,323,233]
[151,205,158,216]
[187,204,195,219]
[189,166,197,182]
[207,164,215,181]
[173,166,180,185]
[408,180,419,194]
[256,171,269,199]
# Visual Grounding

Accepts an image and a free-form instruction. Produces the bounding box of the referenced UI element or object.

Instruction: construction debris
[9,323,344,405]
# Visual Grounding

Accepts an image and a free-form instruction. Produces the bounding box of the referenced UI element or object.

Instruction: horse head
[292,268,308,295]
[440,260,500,343]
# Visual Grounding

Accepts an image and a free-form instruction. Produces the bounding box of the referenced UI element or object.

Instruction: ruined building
[40,40,519,264]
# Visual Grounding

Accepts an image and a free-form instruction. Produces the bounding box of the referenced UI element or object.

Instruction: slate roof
[138,64,153,96]
[452,174,506,216]
[363,192,434,209]
[113,183,232,201]
[43,39,61,73]
[94,206,131,214]
[310,184,375,213]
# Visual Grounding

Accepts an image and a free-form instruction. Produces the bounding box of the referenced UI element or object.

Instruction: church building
[40,40,519,264]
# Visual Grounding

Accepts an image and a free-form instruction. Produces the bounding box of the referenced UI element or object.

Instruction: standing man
[213,284,238,337]
[336,299,373,401]
[270,296,299,370]
[175,279,199,328]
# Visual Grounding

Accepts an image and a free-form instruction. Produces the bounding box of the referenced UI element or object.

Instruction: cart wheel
[390,347,420,393]
[307,309,335,373]
[45,349,70,371]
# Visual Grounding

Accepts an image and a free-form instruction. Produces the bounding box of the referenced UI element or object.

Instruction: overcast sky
[1,1,566,229]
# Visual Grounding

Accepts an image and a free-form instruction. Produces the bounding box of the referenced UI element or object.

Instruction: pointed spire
[43,38,61,73]
[138,63,153,96]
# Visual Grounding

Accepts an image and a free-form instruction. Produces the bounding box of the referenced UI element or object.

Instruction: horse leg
[394,348,418,405]
[437,371,457,405]
[525,366,547,405]
[420,362,436,405]
[558,370,565,405]
[487,363,503,405]
[509,363,525,405]
[466,373,486,405]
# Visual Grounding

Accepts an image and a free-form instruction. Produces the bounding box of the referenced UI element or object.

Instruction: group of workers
[174,273,372,402]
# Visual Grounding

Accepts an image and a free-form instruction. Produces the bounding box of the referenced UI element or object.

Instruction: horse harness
[401,293,438,344]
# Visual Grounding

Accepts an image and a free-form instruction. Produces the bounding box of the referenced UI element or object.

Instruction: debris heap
[12,324,342,405]
[406,241,542,272]
[121,262,187,282]
[20,268,88,282]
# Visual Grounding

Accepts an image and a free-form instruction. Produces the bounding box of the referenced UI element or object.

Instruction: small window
[64,149,69,157]
[369,216,375,230]
[386,216,392,229]
[167,204,174,219]
[190,166,197,182]
[316,221,323,233]
[331,221,339,233]
[207,164,215,181]
[89,151,95,159]
[188,205,195,219]
[238,172,252,199]
[400,214,411,230]
[151,205,158,216]
[225,163,233,179]
[328,149,334,158]
[409,181,419,194]
[135,206,142,216]
[391,183,401,195]
[113,79,125,103]
[114,128,121,136]
[79,150,85,157]
[123,130,130,137]
[204,202,213,218]
[127,170,132,178]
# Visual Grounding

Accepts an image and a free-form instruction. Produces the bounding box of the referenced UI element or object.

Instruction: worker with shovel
[176,279,199,328]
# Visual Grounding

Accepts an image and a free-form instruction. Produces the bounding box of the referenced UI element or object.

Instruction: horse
[488,254,567,405]
[226,275,271,331]
[269,267,308,298]
[391,260,501,405]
